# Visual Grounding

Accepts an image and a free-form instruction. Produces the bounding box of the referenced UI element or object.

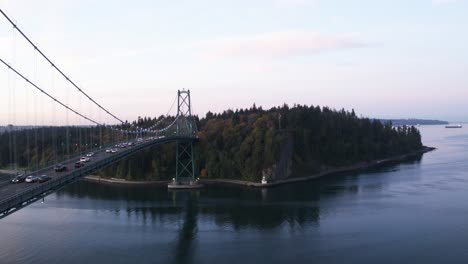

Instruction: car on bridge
[11,174,26,184]
[54,164,67,172]
[86,152,94,157]
[80,157,90,163]
[38,175,51,183]
[111,149,119,153]
[106,149,112,153]
[25,175,39,183]
[75,161,84,168]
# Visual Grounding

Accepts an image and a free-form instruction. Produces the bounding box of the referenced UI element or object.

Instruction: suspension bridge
[0,9,201,218]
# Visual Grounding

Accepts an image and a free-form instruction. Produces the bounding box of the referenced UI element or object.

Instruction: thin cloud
[196,31,368,59]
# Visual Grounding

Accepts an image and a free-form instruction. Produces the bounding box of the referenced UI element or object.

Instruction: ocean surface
[1,125,467,264]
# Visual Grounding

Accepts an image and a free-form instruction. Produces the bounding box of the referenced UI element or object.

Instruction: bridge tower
[174,89,198,185]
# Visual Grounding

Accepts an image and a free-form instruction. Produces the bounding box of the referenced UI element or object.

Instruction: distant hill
[379,119,448,126]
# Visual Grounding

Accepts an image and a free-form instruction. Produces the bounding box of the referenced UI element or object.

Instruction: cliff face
[97,105,423,182]
[262,133,293,182]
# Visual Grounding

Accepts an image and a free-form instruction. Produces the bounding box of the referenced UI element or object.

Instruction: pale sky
[0,0,467,125]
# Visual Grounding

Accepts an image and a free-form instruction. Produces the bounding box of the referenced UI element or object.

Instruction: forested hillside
[0,104,423,182]
[0,117,157,170]
[99,104,423,182]
[0,126,109,169]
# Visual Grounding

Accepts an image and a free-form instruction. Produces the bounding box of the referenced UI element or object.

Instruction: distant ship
[445,124,462,128]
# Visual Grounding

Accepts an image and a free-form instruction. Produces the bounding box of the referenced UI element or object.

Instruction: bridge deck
[0,135,196,218]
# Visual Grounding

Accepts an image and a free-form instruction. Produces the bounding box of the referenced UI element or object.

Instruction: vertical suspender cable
[33,52,39,172]
[40,75,45,166]
[89,102,93,150]
[7,50,12,172]
[51,65,57,164]
[77,91,81,155]
[25,80,30,171]
[99,108,102,149]
[65,72,70,160]
[84,101,88,152]
[11,23,18,172]
[7,20,14,172]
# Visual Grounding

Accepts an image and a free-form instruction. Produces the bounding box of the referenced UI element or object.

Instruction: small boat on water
[445,124,463,128]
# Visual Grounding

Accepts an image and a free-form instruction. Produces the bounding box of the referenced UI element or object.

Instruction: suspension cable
[145,94,177,131]
[0,57,103,126]
[2,51,176,138]
[1,8,182,137]
[0,8,126,124]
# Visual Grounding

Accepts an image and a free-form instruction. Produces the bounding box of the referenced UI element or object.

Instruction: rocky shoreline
[84,146,435,188]
[83,176,170,186]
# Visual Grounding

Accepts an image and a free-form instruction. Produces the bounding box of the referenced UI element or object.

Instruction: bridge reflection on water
[54,154,424,229]
[0,154,427,264]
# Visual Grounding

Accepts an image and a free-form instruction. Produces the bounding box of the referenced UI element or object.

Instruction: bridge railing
[0,134,197,214]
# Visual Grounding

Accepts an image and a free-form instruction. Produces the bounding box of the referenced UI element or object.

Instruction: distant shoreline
[83,146,435,188]
[378,119,448,126]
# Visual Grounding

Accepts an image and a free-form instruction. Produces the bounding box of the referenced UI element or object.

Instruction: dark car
[38,175,51,183]
[11,174,26,184]
[75,161,84,168]
[54,164,67,172]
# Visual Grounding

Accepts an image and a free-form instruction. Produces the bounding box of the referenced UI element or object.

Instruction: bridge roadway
[0,173,12,187]
[0,135,196,218]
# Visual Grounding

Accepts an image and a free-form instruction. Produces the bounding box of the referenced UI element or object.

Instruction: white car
[80,157,90,163]
[106,149,112,153]
[86,152,94,157]
[25,175,39,183]
[111,149,119,153]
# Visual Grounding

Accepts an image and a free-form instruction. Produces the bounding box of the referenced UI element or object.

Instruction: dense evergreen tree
[95,104,423,181]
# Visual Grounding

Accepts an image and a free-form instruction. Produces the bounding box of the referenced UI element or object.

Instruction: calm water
[1,125,467,264]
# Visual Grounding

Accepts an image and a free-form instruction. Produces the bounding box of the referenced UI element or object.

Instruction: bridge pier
[167,179,203,190]
[168,139,203,190]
